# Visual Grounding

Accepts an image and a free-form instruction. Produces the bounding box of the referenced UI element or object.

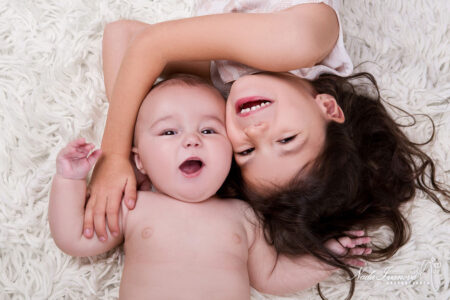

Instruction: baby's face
[134,83,232,202]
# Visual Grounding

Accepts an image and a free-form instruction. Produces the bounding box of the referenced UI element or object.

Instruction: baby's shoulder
[121,191,164,219]
[217,197,259,227]
[135,190,174,205]
[220,198,261,248]
[213,196,251,211]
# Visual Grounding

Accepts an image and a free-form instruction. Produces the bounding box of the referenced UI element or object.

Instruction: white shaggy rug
[0,0,448,299]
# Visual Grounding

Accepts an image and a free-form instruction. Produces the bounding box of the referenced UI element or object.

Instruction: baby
[49,75,370,299]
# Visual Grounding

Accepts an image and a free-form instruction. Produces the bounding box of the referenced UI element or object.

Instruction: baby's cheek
[218,140,233,170]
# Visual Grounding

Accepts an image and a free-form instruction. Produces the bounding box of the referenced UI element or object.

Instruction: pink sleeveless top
[194,0,353,96]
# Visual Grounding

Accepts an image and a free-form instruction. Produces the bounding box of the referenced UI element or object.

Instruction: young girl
[82,1,449,297]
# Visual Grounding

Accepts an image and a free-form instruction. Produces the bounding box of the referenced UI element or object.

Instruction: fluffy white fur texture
[0,0,448,299]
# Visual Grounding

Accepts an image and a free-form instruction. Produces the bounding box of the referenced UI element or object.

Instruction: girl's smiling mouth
[235,96,273,117]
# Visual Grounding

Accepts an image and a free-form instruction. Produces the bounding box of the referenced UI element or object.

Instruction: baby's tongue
[179,160,202,174]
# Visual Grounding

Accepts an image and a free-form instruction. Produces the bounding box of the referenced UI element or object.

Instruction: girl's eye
[278,135,297,144]
[236,148,255,156]
[201,129,216,134]
[162,130,176,136]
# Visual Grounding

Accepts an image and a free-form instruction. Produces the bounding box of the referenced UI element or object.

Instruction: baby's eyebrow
[202,114,225,125]
[150,115,174,129]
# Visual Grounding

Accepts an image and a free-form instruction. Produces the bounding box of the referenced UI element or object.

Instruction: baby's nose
[183,133,202,148]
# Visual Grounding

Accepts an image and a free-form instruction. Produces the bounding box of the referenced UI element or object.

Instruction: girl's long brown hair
[220,72,449,299]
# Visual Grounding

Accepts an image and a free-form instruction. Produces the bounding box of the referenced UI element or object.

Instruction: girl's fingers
[83,195,96,239]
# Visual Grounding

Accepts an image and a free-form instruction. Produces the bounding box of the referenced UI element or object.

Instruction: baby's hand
[56,138,102,180]
[324,230,371,267]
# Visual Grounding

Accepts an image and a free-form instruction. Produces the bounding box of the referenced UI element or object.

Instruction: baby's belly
[120,261,250,300]
[119,194,252,299]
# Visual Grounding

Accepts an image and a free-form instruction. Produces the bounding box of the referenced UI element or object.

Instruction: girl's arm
[49,138,124,256]
[85,3,339,240]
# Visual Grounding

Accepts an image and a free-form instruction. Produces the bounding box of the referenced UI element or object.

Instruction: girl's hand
[324,230,372,267]
[56,138,102,180]
[83,154,137,242]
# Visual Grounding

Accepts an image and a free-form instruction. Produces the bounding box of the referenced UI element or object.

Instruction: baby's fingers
[352,237,371,246]
[87,149,102,166]
[77,143,95,153]
[61,139,93,157]
[338,236,371,249]
[344,258,366,268]
[343,230,365,237]
[67,137,88,150]
[348,247,372,256]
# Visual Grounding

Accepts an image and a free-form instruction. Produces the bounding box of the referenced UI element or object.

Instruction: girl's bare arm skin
[84,3,339,241]
[102,20,211,100]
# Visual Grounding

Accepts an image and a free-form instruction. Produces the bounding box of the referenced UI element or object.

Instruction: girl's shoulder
[195,0,339,15]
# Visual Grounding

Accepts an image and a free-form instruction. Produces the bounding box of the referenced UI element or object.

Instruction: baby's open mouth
[179,158,204,177]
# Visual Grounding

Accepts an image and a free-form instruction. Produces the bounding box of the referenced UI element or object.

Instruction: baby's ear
[315,94,345,124]
[132,147,146,175]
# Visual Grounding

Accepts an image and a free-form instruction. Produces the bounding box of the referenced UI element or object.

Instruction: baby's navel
[232,233,242,244]
[141,227,153,239]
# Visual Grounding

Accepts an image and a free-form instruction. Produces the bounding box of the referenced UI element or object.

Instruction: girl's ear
[132,147,146,175]
[315,94,345,123]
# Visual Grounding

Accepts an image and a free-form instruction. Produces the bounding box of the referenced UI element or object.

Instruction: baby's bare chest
[123,195,250,266]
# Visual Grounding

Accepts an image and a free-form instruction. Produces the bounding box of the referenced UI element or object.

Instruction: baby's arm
[247,219,370,295]
[49,138,124,257]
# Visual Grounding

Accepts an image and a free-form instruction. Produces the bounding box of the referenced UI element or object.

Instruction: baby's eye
[278,135,297,144]
[236,148,255,156]
[161,130,177,136]
[201,129,216,134]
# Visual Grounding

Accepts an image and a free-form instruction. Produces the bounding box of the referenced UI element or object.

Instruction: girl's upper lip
[234,96,273,114]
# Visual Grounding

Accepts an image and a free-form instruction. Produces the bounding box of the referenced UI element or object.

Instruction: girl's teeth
[240,102,271,114]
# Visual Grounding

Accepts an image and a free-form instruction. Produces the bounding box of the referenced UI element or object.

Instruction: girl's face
[226,73,344,191]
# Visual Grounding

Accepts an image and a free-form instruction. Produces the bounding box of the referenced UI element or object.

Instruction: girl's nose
[244,122,268,140]
[183,133,202,148]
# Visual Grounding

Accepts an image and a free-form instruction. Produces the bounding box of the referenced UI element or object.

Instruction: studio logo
[349,257,444,292]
